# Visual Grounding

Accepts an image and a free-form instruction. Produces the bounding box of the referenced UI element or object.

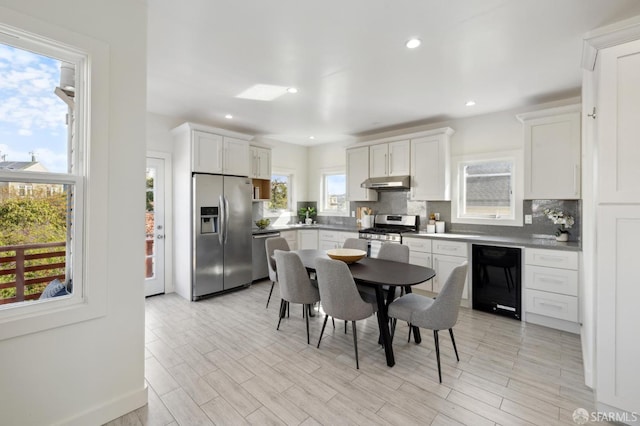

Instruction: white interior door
[145,157,165,296]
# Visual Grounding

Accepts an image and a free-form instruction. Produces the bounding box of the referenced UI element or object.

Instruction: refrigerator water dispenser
[200,206,218,234]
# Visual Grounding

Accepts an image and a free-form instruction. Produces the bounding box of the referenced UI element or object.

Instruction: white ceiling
[147,0,640,145]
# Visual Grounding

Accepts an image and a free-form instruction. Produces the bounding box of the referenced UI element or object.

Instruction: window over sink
[452,151,523,227]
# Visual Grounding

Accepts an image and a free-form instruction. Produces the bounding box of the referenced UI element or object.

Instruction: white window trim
[0,11,109,341]
[318,167,348,217]
[264,168,295,219]
[451,150,523,227]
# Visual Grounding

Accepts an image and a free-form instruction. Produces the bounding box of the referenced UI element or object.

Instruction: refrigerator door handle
[218,194,225,245]
[224,196,230,244]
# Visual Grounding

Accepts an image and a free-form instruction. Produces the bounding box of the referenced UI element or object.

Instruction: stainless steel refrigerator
[192,173,252,299]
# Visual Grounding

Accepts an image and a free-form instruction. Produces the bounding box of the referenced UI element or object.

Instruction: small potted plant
[298,206,316,225]
[543,208,575,241]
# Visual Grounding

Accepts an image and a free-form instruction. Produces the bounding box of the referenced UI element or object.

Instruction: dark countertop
[402,232,581,252]
[252,224,581,251]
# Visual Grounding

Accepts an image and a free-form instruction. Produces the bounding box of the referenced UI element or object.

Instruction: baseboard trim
[58,384,148,426]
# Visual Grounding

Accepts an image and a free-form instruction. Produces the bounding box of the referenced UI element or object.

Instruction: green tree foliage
[0,187,68,300]
[146,176,154,212]
[269,178,288,210]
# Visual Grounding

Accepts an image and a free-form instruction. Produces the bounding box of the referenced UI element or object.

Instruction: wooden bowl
[326,248,366,264]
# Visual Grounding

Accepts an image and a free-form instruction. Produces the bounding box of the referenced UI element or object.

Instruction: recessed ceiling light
[465,100,476,107]
[225,114,233,119]
[309,136,315,140]
[287,87,298,94]
[406,38,421,49]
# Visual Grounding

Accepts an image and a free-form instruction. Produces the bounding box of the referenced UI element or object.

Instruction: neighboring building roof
[0,161,48,172]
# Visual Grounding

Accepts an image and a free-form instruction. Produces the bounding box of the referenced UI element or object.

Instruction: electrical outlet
[524,214,533,224]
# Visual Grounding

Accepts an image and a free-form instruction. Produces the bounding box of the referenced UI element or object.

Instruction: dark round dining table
[293,249,436,367]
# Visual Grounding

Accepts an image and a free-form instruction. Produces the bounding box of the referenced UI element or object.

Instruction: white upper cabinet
[598,40,640,204]
[369,140,410,177]
[517,105,581,200]
[410,128,454,201]
[223,136,250,177]
[346,146,377,201]
[192,130,223,173]
[250,145,271,180]
[173,123,252,176]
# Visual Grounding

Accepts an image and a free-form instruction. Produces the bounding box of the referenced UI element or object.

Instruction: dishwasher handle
[253,232,281,239]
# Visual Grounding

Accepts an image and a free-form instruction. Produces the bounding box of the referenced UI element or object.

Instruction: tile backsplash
[349,191,581,242]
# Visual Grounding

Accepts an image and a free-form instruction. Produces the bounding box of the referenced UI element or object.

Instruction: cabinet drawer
[525,248,578,270]
[432,240,467,256]
[526,265,578,296]
[338,232,359,243]
[319,230,338,241]
[525,289,578,322]
[403,238,432,253]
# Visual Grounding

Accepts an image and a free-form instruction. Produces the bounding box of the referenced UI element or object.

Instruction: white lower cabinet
[318,230,359,250]
[403,238,469,300]
[280,230,297,251]
[524,248,579,333]
[298,229,318,249]
[404,238,433,291]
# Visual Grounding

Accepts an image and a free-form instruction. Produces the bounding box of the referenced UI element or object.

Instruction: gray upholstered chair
[387,262,469,382]
[359,243,410,304]
[265,237,290,308]
[315,257,377,369]
[342,238,369,253]
[274,250,321,344]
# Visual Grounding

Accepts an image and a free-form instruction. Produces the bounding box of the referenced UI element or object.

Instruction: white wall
[0,1,147,425]
[307,141,352,206]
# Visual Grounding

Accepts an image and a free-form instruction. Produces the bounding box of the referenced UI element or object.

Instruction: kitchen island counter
[403,232,581,251]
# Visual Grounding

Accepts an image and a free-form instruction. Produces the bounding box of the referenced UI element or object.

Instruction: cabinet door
[596,204,640,411]
[388,140,410,176]
[250,146,271,179]
[598,40,640,203]
[410,134,450,200]
[280,230,297,250]
[192,131,223,173]
[223,137,250,176]
[523,111,581,199]
[409,251,433,292]
[346,147,377,201]
[369,144,389,178]
[298,230,318,250]
[433,254,468,298]
[319,240,337,250]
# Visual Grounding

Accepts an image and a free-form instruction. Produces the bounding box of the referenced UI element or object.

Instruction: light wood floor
[106,279,603,426]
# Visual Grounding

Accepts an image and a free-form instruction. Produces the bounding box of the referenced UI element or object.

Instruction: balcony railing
[0,242,66,305]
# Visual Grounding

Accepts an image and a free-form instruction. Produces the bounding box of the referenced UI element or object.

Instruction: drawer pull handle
[440,246,458,251]
[539,277,564,284]
[539,256,563,262]
[539,301,564,310]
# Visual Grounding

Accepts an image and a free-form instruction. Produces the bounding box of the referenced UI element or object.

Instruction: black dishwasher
[472,245,521,320]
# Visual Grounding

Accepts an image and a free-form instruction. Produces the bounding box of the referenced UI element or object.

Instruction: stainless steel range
[359,214,419,257]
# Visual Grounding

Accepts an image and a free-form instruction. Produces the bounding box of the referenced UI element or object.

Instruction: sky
[0,43,68,173]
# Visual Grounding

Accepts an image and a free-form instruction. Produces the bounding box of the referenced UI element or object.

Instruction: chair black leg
[317,315,329,348]
[449,328,460,362]
[287,301,290,317]
[434,330,442,383]
[352,321,360,369]
[277,299,285,330]
[345,320,348,334]
[332,317,335,328]
[305,304,310,344]
[407,323,412,343]
[266,281,275,308]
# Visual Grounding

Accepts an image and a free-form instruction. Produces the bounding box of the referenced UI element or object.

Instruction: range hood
[361,175,411,190]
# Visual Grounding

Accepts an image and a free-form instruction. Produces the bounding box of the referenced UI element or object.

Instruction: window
[452,152,522,226]
[268,173,292,211]
[460,160,513,218]
[0,18,108,340]
[321,171,347,215]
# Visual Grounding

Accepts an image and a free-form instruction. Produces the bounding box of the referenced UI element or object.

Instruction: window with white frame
[0,18,99,339]
[321,171,347,215]
[268,173,292,212]
[452,152,522,226]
